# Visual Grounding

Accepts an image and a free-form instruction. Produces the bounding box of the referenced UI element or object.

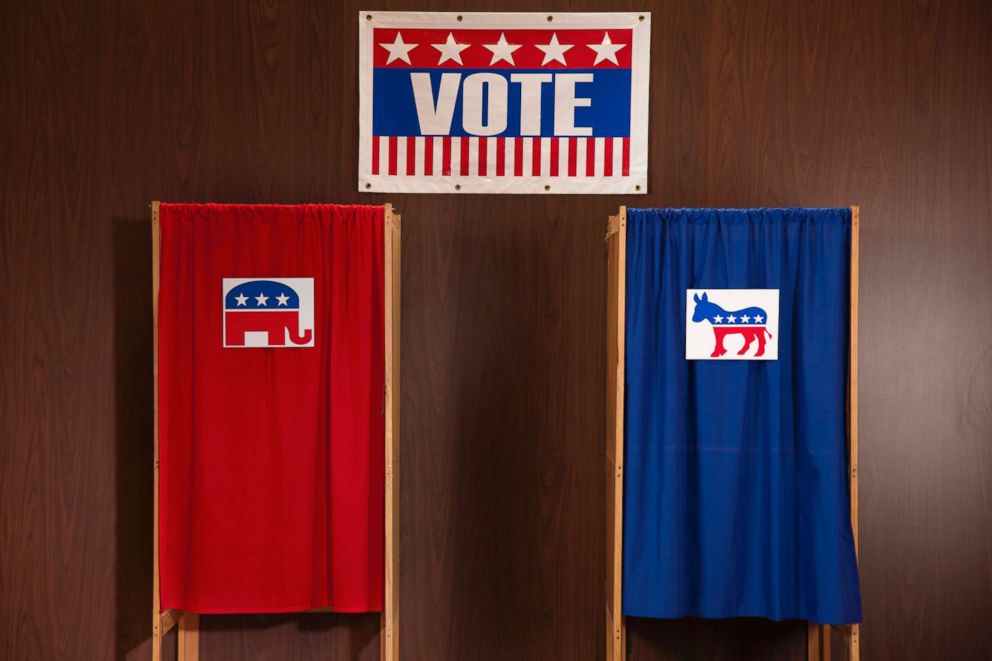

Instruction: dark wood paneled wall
[2,1,990,659]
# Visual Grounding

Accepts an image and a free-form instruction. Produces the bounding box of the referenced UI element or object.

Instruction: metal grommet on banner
[457,15,463,22]
[635,184,642,191]
[365,183,372,190]
[455,184,462,191]
[544,185,551,192]
[366,14,372,21]
[546,15,553,22]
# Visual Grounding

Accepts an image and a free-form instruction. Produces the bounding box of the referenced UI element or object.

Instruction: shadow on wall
[113,217,160,660]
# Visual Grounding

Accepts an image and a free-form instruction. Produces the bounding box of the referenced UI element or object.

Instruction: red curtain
[157,204,384,613]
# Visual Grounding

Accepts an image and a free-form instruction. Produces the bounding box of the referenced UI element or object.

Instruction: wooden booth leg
[152,615,161,661]
[605,207,627,661]
[807,623,831,661]
[152,200,165,661]
[153,609,179,661]
[381,205,401,661]
[846,624,861,661]
[179,612,200,661]
[847,206,861,661]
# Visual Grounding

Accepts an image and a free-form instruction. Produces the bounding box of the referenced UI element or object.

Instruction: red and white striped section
[370,136,631,178]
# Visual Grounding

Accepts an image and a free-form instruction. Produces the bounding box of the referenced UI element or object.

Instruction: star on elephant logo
[223,278,315,348]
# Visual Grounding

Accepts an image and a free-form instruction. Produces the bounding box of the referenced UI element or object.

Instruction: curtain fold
[158,203,384,613]
[622,208,861,624]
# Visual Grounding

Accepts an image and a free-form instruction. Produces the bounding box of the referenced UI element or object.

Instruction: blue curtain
[622,208,862,624]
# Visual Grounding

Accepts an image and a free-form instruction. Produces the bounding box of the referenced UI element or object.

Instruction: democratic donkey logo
[223,278,315,348]
[685,289,779,361]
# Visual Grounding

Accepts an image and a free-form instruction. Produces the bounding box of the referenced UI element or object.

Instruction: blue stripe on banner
[372,68,632,137]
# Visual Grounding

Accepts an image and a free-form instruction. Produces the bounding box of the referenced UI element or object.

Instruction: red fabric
[158,203,384,613]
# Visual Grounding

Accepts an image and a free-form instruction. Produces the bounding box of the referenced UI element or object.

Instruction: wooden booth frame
[151,202,402,661]
[605,206,860,661]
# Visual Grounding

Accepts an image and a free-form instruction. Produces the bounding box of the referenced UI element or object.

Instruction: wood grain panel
[398,194,610,660]
[2,0,991,659]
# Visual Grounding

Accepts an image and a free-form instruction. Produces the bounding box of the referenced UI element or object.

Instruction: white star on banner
[379,32,417,65]
[276,293,290,306]
[433,32,469,65]
[587,32,625,66]
[483,32,521,65]
[741,315,751,322]
[235,293,248,306]
[714,315,724,323]
[536,33,573,66]
[255,292,269,306]
[755,315,764,323]
[727,314,737,322]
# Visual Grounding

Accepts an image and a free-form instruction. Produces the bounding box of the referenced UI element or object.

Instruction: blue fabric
[622,208,862,624]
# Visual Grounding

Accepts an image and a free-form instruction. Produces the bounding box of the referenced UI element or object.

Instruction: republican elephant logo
[223,278,315,348]
[685,289,779,361]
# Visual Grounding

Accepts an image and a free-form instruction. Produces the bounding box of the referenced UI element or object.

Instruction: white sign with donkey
[686,289,779,361]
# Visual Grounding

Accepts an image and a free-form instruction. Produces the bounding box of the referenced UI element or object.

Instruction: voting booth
[151,203,401,661]
[605,207,862,661]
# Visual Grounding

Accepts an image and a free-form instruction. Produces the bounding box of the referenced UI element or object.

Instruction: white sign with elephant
[223,277,316,348]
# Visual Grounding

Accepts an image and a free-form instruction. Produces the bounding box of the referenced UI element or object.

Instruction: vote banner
[358,12,651,194]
